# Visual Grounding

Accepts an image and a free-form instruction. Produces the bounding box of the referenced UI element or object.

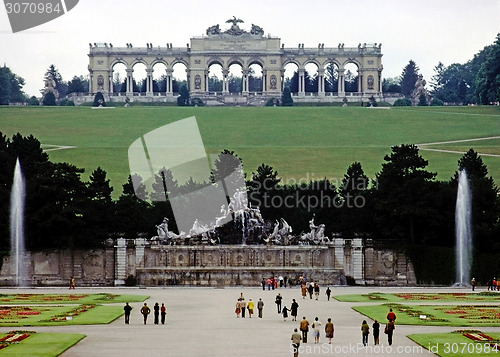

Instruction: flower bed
[0,306,47,323]
[0,330,34,351]
[41,304,96,323]
[438,305,500,323]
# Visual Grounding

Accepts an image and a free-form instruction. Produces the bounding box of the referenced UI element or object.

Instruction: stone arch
[207,56,224,68]
[323,60,340,94]
[152,62,168,94]
[248,62,263,92]
[227,57,245,68]
[131,62,148,94]
[283,62,299,93]
[172,62,188,93]
[343,61,360,93]
[304,62,319,93]
[150,59,169,68]
[228,62,243,93]
[110,61,128,93]
[247,57,264,68]
[207,62,223,92]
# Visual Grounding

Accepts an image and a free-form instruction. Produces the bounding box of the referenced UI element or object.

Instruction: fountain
[10,158,26,287]
[455,169,472,286]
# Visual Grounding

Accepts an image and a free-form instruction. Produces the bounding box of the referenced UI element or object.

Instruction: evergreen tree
[475,33,500,104]
[177,85,190,106]
[42,92,56,106]
[400,60,420,97]
[93,92,105,107]
[281,87,293,106]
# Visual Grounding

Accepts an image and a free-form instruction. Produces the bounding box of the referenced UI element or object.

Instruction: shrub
[430,98,444,106]
[93,92,105,107]
[191,97,204,106]
[28,96,39,106]
[42,92,56,106]
[393,98,412,106]
[266,98,280,106]
[60,99,75,106]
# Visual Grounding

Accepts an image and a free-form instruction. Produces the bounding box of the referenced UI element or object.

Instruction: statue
[411,74,430,105]
[224,16,245,36]
[156,217,169,239]
[206,24,220,35]
[250,24,264,36]
[41,72,59,100]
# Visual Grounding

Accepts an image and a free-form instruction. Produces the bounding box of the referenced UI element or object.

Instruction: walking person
[325,287,331,301]
[372,319,380,345]
[160,303,166,324]
[299,316,310,343]
[140,303,150,325]
[291,328,302,357]
[307,283,314,299]
[153,302,160,325]
[291,299,299,321]
[69,276,76,290]
[312,317,321,343]
[314,282,320,300]
[123,302,132,324]
[235,300,241,318]
[240,298,246,318]
[247,299,254,318]
[261,279,266,291]
[386,308,397,322]
[275,293,283,314]
[257,298,264,318]
[301,284,307,299]
[325,318,334,344]
[385,319,395,345]
[282,305,289,321]
[471,277,477,291]
[361,320,370,346]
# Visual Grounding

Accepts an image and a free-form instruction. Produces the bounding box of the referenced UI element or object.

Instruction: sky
[0,0,499,97]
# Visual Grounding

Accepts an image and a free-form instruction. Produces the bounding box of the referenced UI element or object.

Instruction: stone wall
[0,238,416,287]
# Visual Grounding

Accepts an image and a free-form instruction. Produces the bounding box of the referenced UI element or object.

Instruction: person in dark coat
[123,302,132,324]
[160,303,166,324]
[275,293,283,314]
[153,302,160,325]
[291,299,299,321]
[282,305,289,321]
[372,319,380,345]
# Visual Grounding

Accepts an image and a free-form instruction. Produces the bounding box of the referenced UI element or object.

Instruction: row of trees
[384,33,500,105]
[1,133,498,256]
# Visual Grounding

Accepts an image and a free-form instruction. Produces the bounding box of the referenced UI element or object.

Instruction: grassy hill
[1,105,499,198]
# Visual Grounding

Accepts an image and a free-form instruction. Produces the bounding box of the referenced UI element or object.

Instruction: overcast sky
[1,0,499,97]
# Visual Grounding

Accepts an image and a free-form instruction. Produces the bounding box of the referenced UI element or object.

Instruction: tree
[0,65,26,104]
[475,33,500,104]
[418,93,427,106]
[177,85,190,106]
[208,75,222,92]
[344,69,359,92]
[373,144,438,245]
[324,63,338,93]
[42,92,56,106]
[28,96,39,106]
[281,87,293,106]
[248,67,262,92]
[286,71,299,93]
[382,77,401,93]
[93,92,105,107]
[400,60,420,97]
[67,75,88,94]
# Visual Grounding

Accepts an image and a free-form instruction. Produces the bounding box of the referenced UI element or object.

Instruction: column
[114,238,126,286]
[298,69,305,96]
[352,238,364,283]
[262,70,267,93]
[338,69,345,97]
[318,68,325,96]
[280,70,285,92]
[242,69,249,95]
[89,71,94,95]
[222,69,229,94]
[165,68,173,96]
[146,69,153,96]
[358,71,362,94]
[204,70,209,93]
[135,238,146,268]
[126,69,134,96]
[108,71,113,95]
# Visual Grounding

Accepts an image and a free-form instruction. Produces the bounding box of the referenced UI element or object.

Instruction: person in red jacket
[386,308,396,322]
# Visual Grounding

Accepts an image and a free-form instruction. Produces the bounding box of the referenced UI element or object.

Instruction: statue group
[153,190,329,246]
[206,17,264,37]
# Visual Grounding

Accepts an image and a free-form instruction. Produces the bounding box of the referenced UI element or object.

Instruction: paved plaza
[0,286,498,356]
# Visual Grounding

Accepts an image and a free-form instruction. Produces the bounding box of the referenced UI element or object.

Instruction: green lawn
[334,292,500,303]
[1,106,499,197]
[353,303,500,327]
[0,332,85,356]
[0,293,148,304]
[409,331,500,356]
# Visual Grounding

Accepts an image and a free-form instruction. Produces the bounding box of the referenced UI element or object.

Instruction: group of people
[300,281,327,301]
[262,276,294,290]
[360,309,396,347]
[123,302,167,325]
[486,278,500,291]
[235,293,264,318]
[290,308,397,356]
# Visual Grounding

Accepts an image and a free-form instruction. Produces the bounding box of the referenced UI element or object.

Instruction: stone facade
[81,19,383,106]
[0,238,415,287]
